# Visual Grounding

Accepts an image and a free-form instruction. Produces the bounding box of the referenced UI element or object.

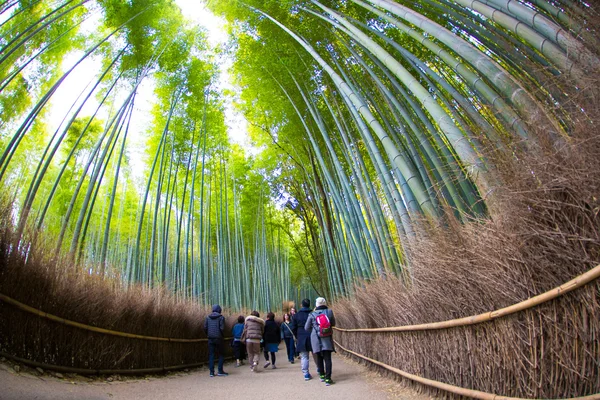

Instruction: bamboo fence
[334,264,600,333]
[0,293,235,374]
[0,293,210,343]
[333,264,600,398]
[334,341,600,400]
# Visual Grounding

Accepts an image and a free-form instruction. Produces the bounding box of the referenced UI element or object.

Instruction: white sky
[46,0,251,186]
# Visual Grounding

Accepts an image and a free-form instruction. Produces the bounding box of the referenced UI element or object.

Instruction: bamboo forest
[1,0,599,398]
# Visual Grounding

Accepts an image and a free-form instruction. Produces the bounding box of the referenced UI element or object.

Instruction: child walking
[231,315,246,367]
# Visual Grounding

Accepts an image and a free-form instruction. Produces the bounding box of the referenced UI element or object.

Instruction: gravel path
[0,350,433,400]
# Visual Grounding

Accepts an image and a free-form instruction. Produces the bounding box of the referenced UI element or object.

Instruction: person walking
[289,306,299,359]
[231,315,246,367]
[305,297,335,386]
[280,313,296,364]
[243,311,265,372]
[263,312,280,369]
[204,304,228,377]
[291,298,314,381]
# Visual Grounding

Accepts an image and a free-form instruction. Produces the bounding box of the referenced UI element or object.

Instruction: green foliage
[98,0,184,71]
[0,1,88,128]
[0,76,31,130]
[0,0,593,306]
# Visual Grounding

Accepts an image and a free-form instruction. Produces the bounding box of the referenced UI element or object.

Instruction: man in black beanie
[204,304,228,377]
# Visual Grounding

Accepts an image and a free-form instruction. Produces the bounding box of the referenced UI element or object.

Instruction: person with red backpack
[304,297,336,386]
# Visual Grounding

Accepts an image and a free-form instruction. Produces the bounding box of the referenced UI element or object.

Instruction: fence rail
[0,293,210,342]
[333,264,600,399]
[333,264,600,333]
[0,350,215,375]
[0,293,235,374]
[334,341,600,400]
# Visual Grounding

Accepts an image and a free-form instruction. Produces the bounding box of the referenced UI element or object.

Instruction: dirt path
[0,349,433,400]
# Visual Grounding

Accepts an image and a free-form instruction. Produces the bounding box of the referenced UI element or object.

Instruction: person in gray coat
[305,297,335,385]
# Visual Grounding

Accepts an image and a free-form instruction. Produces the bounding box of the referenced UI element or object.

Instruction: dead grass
[0,225,238,371]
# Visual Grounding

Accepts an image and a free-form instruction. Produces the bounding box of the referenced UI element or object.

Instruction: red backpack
[315,312,332,337]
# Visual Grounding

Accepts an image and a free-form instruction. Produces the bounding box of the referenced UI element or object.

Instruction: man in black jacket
[290,298,314,381]
[204,304,228,377]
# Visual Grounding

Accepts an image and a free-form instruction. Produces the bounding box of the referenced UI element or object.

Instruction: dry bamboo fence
[335,264,600,333]
[0,293,235,374]
[0,350,217,375]
[333,265,600,399]
[334,341,600,400]
[0,293,211,343]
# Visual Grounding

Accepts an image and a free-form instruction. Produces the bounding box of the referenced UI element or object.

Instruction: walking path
[0,350,432,400]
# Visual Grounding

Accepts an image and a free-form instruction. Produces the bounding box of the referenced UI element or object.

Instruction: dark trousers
[315,350,333,379]
[264,350,276,365]
[232,340,245,360]
[208,339,224,374]
[284,337,296,362]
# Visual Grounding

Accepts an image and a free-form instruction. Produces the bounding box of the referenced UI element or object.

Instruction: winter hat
[315,297,327,307]
[212,304,222,314]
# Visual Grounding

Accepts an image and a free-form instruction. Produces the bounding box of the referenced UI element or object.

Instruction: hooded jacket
[244,315,265,342]
[204,305,225,340]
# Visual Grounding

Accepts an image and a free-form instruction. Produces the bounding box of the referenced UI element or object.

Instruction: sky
[46,0,251,185]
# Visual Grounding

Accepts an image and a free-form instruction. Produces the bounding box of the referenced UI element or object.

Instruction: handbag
[283,322,297,342]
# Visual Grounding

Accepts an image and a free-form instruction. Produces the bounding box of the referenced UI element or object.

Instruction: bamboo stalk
[334,264,600,332]
[0,293,227,343]
[334,340,600,400]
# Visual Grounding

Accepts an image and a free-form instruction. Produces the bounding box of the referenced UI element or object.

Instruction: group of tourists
[203,297,336,386]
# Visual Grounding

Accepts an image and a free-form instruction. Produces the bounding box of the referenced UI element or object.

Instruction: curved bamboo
[334,340,600,400]
[334,264,600,333]
[0,293,213,343]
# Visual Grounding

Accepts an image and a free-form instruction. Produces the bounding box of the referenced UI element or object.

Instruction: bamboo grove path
[0,348,430,400]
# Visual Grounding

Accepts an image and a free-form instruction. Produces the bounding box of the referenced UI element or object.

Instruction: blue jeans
[284,337,296,362]
[208,339,224,374]
[300,351,310,375]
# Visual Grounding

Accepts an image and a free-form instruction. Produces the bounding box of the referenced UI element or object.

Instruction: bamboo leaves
[1,0,597,303]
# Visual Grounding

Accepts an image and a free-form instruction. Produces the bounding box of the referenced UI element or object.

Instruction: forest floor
[0,349,434,400]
